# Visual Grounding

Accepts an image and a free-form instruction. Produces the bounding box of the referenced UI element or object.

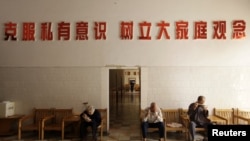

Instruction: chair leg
[188,131,191,141]
[38,122,41,140]
[165,130,167,141]
[100,127,103,141]
[62,129,64,140]
[185,131,189,141]
[62,122,65,140]
[41,129,44,140]
[18,129,21,140]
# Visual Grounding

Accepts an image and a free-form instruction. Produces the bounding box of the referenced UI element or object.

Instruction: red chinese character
[232,20,246,39]
[120,21,133,40]
[156,21,170,39]
[4,22,17,41]
[94,22,107,40]
[41,22,53,41]
[23,22,35,41]
[139,21,151,40]
[175,21,188,39]
[58,22,70,40]
[213,21,226,39]
[76,22,88,40]
[194,21,207,39]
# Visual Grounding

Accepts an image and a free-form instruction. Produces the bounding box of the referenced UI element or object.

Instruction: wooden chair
[92,108,107,141]
[124,84,130,92]
[162,109,188,141]
[180,109,188,117]
[235,108,250,124]
[134,84,140,91]
[181,115,205,141]
[180,109,205,141]
[213,108,235,124]
[41,108,75,140]
[18,108,53,140]
[140,109,166,141]
[179,108,188,132]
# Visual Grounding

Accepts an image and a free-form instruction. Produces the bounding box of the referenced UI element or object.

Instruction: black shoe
[203,137,208,141]
[80,136,87,141]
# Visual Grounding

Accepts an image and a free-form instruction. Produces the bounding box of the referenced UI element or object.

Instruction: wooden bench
[40,108,77,140]
[62,108,107,141]
[213,108,235,124]
[235,108,250,124]
[18,108,107,140]
[181,108,230,141]
[18,108,53,140]
[162,108,188,141]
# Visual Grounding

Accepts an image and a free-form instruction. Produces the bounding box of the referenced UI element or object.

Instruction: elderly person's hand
[85,116,92,122]
[83,114,91,122]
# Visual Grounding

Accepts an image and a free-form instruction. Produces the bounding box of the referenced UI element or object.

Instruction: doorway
[109,68,141,136]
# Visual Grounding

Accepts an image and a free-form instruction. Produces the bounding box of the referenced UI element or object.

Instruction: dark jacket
[188,103,210,126]
[80,109,102,126]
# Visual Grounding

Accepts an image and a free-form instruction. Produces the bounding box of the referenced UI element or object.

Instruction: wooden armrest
[60,115,79,128]
[163,117,166,124]
[100,119,104,126]
[18,114,33,128]
[63,115,80,122]
[163,117,166,121]
[213,115,228,124]
[180,115,190,128]
[19,114,33,122]
[41,115,54,123]
[234,115,250,123]
[41,115,54,128]
[180,115,189,120]
[100,118,106,125]
[234,115,250,120]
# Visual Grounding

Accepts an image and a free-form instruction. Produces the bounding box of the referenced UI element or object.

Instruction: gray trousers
[189,121,213,140]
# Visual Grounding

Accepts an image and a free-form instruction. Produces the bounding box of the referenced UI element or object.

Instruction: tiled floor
[107,91,187,141]
[0,91,187,141]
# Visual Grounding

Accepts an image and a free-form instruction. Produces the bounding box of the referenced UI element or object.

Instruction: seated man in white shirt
[141,102,165,141]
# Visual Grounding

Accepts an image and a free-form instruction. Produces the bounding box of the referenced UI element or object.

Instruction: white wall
[0,67,103,114]
[142,67,250,110]
[0,0,250,124]
[0,0,249,67]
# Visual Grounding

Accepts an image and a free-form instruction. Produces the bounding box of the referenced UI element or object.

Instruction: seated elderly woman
[80,105,101,141]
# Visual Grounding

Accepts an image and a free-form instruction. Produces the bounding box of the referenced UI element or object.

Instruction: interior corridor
[108,90,141,140]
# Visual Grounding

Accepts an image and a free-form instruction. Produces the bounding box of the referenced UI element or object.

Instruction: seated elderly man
[141,102,165,141]
[80,105,101,141]
[188,95,213,141]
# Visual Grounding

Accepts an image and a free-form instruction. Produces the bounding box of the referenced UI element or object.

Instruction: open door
[108,68,141,131]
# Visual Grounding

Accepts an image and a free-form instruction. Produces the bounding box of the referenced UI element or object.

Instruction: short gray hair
[87,105,95,114]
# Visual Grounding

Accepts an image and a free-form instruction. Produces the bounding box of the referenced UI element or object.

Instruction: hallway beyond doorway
[109,91,141,140]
